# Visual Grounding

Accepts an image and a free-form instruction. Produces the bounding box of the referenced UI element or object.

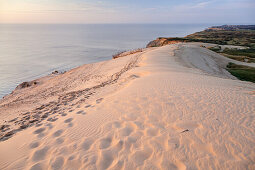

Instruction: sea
[0,24,211,98]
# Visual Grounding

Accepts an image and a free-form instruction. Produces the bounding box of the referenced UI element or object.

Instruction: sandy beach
[0,43,254,170]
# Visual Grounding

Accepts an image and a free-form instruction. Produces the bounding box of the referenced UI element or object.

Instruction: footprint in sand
[76,110,86,115]
[61,113,67,117]
[68,123,73,127]
[41,113,49,119]
[99,137,112,149]
[51,156,64,170]
[98,150,114,169]
[96,98,103,104]
[68,155,75,161]
[145,128,159,136]
[86,155,97,165]
[29,141,40,149]
[33,128,45,134]
[52,129,64,137]
[47,117,58,122]
[119,126,133,137]
[131,148,152,166]
[45,123,53,129]
[56,137,64,144]
[64,118,73,123]
[84,104,91,108]
[172,160,187,170]
[37,133,46,138]
[167,138,180,150]
[112,121,122,128]
[161,161,179,170]
[81,138,94,151]
[32,146,49,161]
[98,140,124,169]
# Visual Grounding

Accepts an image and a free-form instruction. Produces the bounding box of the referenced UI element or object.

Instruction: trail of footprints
[3,93,205,169]
[26,97,107,169]
[0,91,101,141]
[1,55,138,141]
[28,107,195,170]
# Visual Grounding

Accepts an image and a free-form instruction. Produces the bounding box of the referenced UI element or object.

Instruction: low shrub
[226,62,255,83]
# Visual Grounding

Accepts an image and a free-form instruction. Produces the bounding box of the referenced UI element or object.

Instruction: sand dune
[0,43,254,170]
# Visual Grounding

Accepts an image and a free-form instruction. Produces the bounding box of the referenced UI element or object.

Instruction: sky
[0,0,254,24]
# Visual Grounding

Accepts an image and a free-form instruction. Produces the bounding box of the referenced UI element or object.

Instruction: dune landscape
[0,43,254,169]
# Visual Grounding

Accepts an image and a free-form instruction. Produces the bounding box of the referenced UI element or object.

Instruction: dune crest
[0,44,254,170]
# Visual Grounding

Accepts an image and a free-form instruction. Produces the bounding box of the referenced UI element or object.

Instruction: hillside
[147,25,255,48]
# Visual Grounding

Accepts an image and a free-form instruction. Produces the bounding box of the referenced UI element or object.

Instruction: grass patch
[221,53,255,63]
[208,47,255,63]
[222,48,255,58]
[226,62,255,83]
[208,46,222,52]
[186,30,255,48]
[147,29,255,48]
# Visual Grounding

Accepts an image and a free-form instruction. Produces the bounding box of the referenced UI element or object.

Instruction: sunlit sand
[0,43,254,169]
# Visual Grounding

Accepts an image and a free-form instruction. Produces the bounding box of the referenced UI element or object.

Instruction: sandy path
[0,44,254,170]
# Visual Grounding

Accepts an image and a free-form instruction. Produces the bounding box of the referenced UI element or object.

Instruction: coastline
[0,43,255,169]
[0,23,210,99]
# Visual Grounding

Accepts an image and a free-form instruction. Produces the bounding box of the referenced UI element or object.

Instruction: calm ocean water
[0,24,210,98]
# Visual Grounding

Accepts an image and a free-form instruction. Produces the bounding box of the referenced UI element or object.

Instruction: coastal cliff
[147,25,255,48]
[146,37,185,47]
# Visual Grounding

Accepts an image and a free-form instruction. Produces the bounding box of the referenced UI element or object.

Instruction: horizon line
[0,22,254,25]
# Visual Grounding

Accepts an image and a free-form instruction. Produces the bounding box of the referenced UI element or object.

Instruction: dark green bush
[227,63,255,83]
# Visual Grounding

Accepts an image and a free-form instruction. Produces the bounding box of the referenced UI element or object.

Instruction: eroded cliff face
[147,25,255,48]
[146,38,185,48]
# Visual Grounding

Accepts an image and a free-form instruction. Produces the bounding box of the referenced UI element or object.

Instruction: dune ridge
[0,43,254,170]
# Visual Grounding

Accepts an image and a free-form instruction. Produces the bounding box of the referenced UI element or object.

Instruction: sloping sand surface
[0,44,254,170]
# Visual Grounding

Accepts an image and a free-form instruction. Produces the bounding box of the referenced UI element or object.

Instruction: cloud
[172,1,213,11]
[0,1,113,13]
[194,1,212,8]
[0,0,254,24]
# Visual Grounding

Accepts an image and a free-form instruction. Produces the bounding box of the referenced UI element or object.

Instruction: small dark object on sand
[20,124,29,129]
[29,119,38,123]
[4,131,14,137]
[0,125,10,130]
[181,129,189,133]
[16,81,38,89]
[52,70,59,74]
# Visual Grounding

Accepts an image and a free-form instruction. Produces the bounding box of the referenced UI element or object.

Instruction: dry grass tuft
[112,48,143,59]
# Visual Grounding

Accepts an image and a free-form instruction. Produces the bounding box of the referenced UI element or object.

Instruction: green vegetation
[226,63,255,83]
[222,53,255,63]
[222,48,255,63]
[209,25,255,30]
[186,30,255,48]
[147,29,255,48]
[147,25,255,63]
[208,46,255,63]
[223,48,255,58]
[208,45,222,52]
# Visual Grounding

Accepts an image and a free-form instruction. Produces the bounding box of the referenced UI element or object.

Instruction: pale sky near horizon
[0,0,254,24]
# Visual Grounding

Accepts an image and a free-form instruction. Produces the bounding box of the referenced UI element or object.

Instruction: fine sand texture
[0,43,254,170]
